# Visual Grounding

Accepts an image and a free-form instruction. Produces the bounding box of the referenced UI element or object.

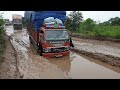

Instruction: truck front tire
[37,44,43,56]
[37,48,42,56]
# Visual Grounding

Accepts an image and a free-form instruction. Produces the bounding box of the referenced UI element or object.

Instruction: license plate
[55,54,62,57]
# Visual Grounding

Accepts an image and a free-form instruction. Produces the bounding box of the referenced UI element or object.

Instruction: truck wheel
[37,45,43,56]
[37,49,42,56]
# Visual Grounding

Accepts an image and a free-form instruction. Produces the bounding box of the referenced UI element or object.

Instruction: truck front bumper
[42,50,70,58]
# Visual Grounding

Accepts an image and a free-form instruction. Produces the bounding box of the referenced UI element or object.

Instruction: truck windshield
[45,30,69,40]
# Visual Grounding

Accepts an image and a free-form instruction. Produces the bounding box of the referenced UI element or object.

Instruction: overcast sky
[1,11,120,23]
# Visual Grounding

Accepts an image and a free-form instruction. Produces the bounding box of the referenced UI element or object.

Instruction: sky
[1,11,120,23]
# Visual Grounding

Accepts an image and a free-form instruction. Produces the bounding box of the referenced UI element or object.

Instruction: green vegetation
[0,13,5,62]
[65,11,83,32]
[65,11,120,39]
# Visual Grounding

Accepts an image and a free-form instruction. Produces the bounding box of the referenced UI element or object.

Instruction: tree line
[65,11,120,39]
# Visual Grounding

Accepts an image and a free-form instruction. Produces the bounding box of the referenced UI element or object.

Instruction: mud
[49,52,120,79]
[72,37,120,48]
[72,37,120,67]
[72,40,120,58]
[0,34,20,79]
[6,26,69,79]
[1,25,120,79]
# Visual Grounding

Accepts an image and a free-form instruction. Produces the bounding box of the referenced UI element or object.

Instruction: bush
[93,25,120,39]
[0,13,5,62]
[80,18,96,32]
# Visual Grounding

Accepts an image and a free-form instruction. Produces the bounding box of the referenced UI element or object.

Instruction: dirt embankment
[0,34,20,79]
[72,34,120,43]
[71,37,120,67]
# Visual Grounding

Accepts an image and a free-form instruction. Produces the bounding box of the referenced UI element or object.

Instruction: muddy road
[2,26,120,79]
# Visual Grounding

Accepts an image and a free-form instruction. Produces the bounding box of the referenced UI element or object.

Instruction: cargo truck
[4,19,10,26]
[24,11,70,58]
[12,14,22,30]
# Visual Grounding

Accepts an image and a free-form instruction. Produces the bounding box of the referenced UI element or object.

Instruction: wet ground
[2,26,120,79]
[72,38,120,58]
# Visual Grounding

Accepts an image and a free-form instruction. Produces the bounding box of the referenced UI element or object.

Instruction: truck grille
[51,47,68,53]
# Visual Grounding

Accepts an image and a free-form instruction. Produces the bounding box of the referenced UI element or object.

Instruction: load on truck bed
[24,11,70,58]
[12,14,23,30]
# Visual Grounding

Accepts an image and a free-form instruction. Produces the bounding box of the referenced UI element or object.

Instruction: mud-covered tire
[37,49,42,56]
[37,44,43,56]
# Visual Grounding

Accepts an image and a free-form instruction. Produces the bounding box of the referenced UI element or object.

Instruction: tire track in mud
[71,48,120,67]
[8,36,23,79]
[71,38,120,68]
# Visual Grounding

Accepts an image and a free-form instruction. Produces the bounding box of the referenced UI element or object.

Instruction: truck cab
[12,19,22,30]
[12,14,23,30]
[37,23,70,58]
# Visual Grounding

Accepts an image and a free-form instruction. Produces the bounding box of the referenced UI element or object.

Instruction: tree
[111,17,120,25]
[0,13,5,36]
[65,16,72,30]
[65,11,83,32]
[80,18,96,32]
[108,17,120,26]
[99,21,110,26]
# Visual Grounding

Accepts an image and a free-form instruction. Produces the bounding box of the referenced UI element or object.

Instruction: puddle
[49,52,120,79]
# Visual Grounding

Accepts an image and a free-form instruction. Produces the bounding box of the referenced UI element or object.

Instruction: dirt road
[0,34,20,79]
[0,26,120,79]
[72,37,120,67]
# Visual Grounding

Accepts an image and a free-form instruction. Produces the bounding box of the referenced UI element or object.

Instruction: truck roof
[12,14,22,19]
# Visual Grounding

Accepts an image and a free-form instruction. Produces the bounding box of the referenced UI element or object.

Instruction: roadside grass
[94,26,120,39]
[73,25,120,39]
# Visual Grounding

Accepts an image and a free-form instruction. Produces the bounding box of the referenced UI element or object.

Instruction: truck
[24,11,70,58]
[12,14,22,30]
[4,19,10,26]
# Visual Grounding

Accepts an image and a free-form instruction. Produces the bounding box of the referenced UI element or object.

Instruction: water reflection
[48,52,120,79]
[48,55,72,73]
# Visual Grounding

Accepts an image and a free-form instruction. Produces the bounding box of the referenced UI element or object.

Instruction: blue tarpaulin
[24,11,66,31]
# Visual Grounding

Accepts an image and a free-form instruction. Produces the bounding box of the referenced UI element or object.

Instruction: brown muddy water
[5,26,120,79]
[49,52,120,79]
